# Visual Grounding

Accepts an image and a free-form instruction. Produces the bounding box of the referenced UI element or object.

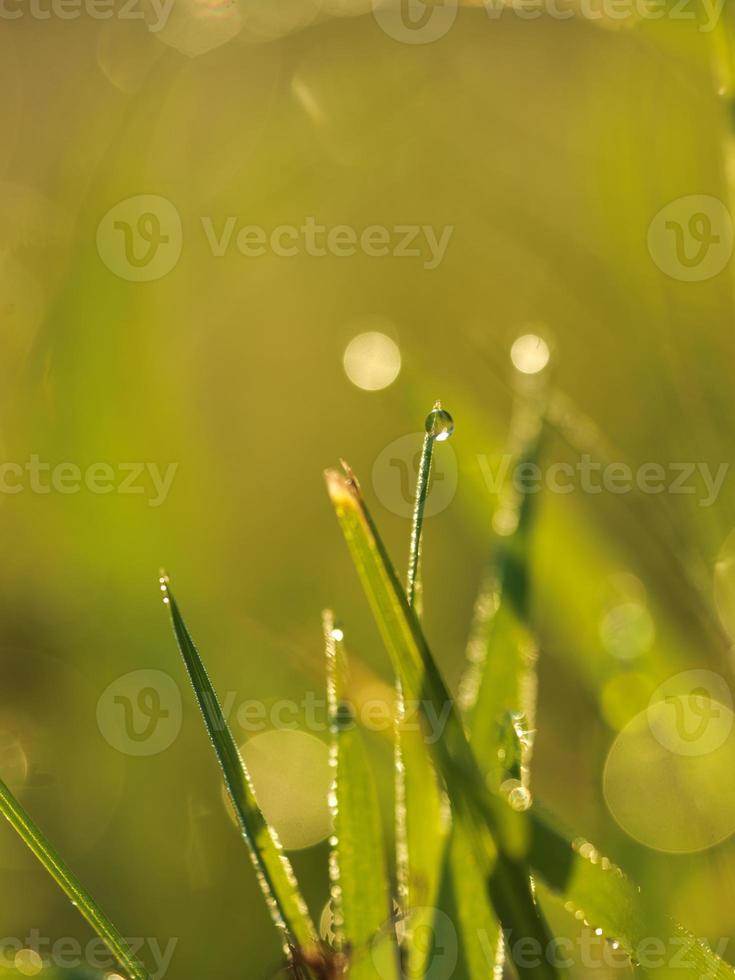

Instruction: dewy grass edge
[161,576,318,962]
[324,463,735,979]
[325,464,561,980]
[0,778,150,980]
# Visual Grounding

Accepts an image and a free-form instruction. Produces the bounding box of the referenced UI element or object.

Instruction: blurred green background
[1,2,735,977]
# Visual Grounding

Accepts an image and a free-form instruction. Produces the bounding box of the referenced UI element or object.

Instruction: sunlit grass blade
[0,778,149,980]
[160,577,318,960]
[324,465,560,980]
[396,405,453,979]
[528,809,735,978]
[323,611,398,980]
[394,701,448,978]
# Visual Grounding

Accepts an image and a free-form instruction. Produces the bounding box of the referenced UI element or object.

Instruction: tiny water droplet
[507,784,532,811]
[330,627,344,642]
[425,405,454,442]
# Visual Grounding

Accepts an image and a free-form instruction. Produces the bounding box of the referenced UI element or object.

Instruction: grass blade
[323,612,398,980]
[324,464,560,980]
[528,808,735,978]
[461,422,543,795]
[0,778,149,980]
[396,405,453,979]
[160,576,318,959]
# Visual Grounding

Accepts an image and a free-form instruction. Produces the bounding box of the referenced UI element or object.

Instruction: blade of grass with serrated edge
[324,465,560,980]
[0,778,149,980]
[323,611,399,980]
[160,577,318,961]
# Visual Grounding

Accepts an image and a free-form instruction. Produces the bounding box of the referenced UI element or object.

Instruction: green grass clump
[0,403,733,980]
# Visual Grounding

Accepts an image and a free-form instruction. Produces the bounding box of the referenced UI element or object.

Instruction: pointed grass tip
[324,463,361,510]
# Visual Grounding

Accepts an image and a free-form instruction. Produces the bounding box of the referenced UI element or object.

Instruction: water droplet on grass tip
[425,405,454,442]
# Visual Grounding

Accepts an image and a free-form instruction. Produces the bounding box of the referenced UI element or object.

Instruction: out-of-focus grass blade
[324,465,560,980]
[460,421,542,789]
[160,577,318,959]
[0,779,149,980]
[528,808,735,978]
[323,611,398,980]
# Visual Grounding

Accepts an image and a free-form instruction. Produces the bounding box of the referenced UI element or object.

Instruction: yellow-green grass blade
[461,427,542,788]
[397,412,455,980]
[436,820,504,979]
[324,612,398,980]
[324,465,560,980]
[161,577,318,958]
[444,426,544,980]
[324,465,735,979]
[0,779,149,980]
[394,694,448,979]
[528,808,735,978]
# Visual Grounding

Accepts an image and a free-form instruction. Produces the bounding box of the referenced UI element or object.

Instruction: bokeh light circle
[510,333,550,374]
[343,330,401,391]
[238,729,333,850]
[603,702,735,853]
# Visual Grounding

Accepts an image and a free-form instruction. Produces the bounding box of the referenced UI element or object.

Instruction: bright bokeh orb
[343,329,401,391]
[239,730,333,850]
[603,702,735,853]
[510,333,551,375]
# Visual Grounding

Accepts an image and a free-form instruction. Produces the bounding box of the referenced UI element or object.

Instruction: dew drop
[425,404,454,442]
[507,784,532,812]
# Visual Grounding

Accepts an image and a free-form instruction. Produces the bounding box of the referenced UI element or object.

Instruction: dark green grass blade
[325,466,560,980]
[0,779,149,980]
[161,578,317,956]
[324,612,399,980]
